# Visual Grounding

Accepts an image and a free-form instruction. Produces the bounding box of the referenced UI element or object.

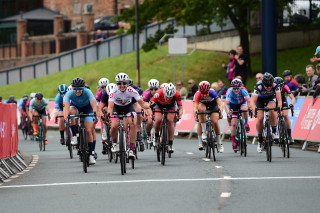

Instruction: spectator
[0,96,2,102]
[176,80,188,99]
[234,45,248,85]
[90,29,106,43]
[211,82,219,91]
[294,74,307,86]
[283,70,299,92]
[256,73,263,82]
[310,45,320,63]
[222,49,236,83]
[217,80,228,97]
[316,64,320,76]
[301,65,318,94]
[187,79,198,99]
[6,95,17,104]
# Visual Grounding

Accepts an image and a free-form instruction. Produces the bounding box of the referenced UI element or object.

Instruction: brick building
[43,0,142,26]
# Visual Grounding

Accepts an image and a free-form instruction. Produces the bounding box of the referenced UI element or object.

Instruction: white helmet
[30,93,36,99]
[160,83,168,89]
[106,83,116,95]
[115,73,129,82]
[148,79,160,89]
[67,85,72,92]
[99,78,109,87]
[163,83,176,98]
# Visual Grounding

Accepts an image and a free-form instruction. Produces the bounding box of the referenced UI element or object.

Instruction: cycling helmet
[231,79,242,88]
[148,79,160,89]
[58,84,68,94]
[22,96,28,101]
[67,85,72,92]
[35,92,43,98]
[160,83,168,89]
[198,81,210,94]
[23,94,28,99]
[274,77,285,88]
[262,72,274,86]
[30,93,36,99]
[98,78,109,87]
[282,70,292,77]
[163,83,176,98]
[72,77,85,87]
[9,95,14,101]
[85,84,90,89]
[106,83,116,95]
[115,73,129,82]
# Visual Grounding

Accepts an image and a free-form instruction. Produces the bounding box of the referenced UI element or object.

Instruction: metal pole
[135,0,140,87]
[181,56,184,83]
[261,0,277,77]
[173,56,176,84]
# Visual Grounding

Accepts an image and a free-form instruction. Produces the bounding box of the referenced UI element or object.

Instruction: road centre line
[1,176,320,189]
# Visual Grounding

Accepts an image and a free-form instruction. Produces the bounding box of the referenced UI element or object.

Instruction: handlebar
[281,105,294,117]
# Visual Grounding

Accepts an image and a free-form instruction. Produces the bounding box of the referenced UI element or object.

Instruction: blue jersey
[55,93,64,110]
[19,101,27,111]
[226,88,249,105]
[253,81,280,98]
[64,88,96,107]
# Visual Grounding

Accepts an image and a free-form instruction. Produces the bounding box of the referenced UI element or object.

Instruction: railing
[0,18,235,86]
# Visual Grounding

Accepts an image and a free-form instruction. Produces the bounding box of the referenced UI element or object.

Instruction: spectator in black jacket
[234,45,248,85]
[302,65,318,94]
[187,79,198,99]
[217,80,228,98]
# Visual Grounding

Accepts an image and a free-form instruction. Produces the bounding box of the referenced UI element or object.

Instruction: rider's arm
[178,105,183,117]
[288,93,296,105]
[90,99,97,113]
[193,102,199,118]
[216,98,224,114]
[64,102,70,120]
[137,98,150,109]
[276,92,282,110]
[251,95,258,113]
[98,101,105,118]
[107,101,114,116]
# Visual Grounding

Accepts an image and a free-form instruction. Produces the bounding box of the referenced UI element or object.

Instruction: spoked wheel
[205,141,209,158]
[66,128,73,159]
[108,143,113,163]
[156,146,160,162]
[282,125,290,158]
[212,144,216,162]
[80,128,88,173]
[119,128,126,175]
[161,144,166,166]
[241,121,247,157]
[265,122,272,162]
[131,155,135,169]
[22,124,28,140]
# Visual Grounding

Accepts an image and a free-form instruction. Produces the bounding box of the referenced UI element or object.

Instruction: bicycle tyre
[161,123,167,166]
[119,127,125,175]
[108,142,113,162]
[281,120,290,158]
[266,121,272,162]
[278,119,285,158]
[156,146,160,162]
[37,123,42,151]
[240,119,247,157]
[212,143,216,162]
[236,122,241,154]
[80,128,88,173]
[66,127,73,159]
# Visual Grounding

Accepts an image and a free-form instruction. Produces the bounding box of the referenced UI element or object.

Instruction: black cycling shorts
[256,94,276,108]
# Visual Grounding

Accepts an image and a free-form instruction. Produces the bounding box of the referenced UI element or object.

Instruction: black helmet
[282,70,292,77]
[85,84,90,89]
[72,77,85,87]
[35,92,43,98]
[274,77,284,88]
[262,72,274,86]
[22,96,28,101]
[9,95,14,100]
[23,94,28,99]
[58,84,68,94]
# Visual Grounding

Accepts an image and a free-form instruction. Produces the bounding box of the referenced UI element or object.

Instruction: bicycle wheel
[119,127,126,175]
[236,123,241,154]
[80,128,88,173]
[37,124,42,151]
[278,119,285,157]
[240,120,247,157]
[66,127,73,159]
[212,142,216,162]
[161,123,167,166]
[22,122,28,140]
[265,122,272,162]
[281,120,290,158]
[108,141,113,162]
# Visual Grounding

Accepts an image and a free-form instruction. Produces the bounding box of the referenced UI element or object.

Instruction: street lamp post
[135,0,140,87]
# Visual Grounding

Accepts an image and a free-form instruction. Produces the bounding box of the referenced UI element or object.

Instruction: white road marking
[224,176,232,179]
[186,152,193,155]
[220,192,231,198]
[202,158,211,162]
[215,166,223,168]
[1,176,320,189]
[29,164,36,167]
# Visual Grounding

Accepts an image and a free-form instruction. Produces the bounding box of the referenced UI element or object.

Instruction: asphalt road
[1,130,320,213]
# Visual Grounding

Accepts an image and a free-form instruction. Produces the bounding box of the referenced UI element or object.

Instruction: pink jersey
[95,88,103,101]
[143,89,153,102]
[281,85,291,95]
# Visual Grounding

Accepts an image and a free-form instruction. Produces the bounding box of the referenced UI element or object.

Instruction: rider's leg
[128,115,138,151]
[198,103,206,140]
[84,120,94,154]
[231,116,237,147]
[268,101,278,134]
[33,111,39,134]
[58,111,65,142]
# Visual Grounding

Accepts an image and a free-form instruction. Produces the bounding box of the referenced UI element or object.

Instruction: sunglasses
[177,84,182,86]
[233,87,240,90]
[264,85,273,88]
[100,86,106,89]
[37,97,43,100]
[150,88,158,91]
[73,87,84,91]
[117,82,127,85]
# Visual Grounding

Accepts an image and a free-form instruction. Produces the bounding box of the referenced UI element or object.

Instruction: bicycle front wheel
[265,122,272,162]
[119,127,126,175]
[66,127,73,159]
[240,120,247,157]
[80,128,88,173]
[161,123,167,166]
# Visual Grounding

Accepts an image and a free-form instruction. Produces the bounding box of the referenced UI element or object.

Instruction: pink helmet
[160,83,168,89]
[198,81,210,94]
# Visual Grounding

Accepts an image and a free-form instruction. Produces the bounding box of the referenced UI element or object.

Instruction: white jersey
[109,86,141,106]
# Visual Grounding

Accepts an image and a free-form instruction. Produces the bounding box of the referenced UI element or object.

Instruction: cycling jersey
[100,92,109,105]
[29,98,49,111]
[95,88,104,102]
[19,101,27,112]
[253,81,280,98]
[131,84,143,96]
[55,93,64,112]
[143,89,153,102]
[151,89,182,106]
[193,89,220,104]
[281,85,291,96]
[109,86,141,106]
[225,88,250,105]
[26,99,31,108]
[64,88,95,107]
[285,78,299,91]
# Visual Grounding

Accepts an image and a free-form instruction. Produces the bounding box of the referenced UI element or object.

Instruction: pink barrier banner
[293,98,320,141]
[0,103,19,159]
[177,101,195,132]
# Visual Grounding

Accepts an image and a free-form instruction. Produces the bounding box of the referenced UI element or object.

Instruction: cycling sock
[130,143,135,151]
[88,142,94,154]
[231,136,237,146]
[258,134,263,143]
[60,131,64,139]
[198,136,202,145]
[245,118,248,125]
[93,140,96,150]
[33,123,38,131]
[201,123,206,133]
[216,135,221,144]
[287,129,291,137]
[169,140,173,146]
[155,133,159,138]
[272,126,277,133]
[174,122,177,128]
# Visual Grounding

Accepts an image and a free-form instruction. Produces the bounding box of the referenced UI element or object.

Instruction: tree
[119,0,294,76]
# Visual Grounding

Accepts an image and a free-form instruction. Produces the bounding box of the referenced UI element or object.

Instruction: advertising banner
[287,97,305,131]
[177,101,196,132]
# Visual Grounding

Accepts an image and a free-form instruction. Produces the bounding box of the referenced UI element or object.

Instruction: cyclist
[225,79,252,151]
[98,83,116,154]
[128,78,145,151]
[193,81,224,152]
[29,92,51,144]
[64,77,98,165]
[107,73,150,158]
[26,93,36,135]
[143,79,160,144]
[53,84,68,145]
[6,95,17,104]
[96,78,109,148]
[252,72,282,153]
[274,77,296,145]
[150,83,183,153]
